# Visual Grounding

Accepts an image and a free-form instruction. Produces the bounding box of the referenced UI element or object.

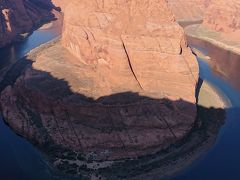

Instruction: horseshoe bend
[0,0,234,179]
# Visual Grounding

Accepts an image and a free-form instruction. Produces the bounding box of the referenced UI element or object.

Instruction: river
[0,15,62,180]
[172,42,240,179]
[0,17,240,179]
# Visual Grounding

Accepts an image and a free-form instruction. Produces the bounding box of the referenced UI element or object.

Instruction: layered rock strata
[62,0,198,102]
[0,0,57,47]
[184,0,240,56]
[0,0,199,177]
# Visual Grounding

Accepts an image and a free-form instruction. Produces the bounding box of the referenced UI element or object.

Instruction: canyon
[169,0,240,47]
[0,0,58,47]
[168,0,240,36]
[0,0,202,178]
[167,0,210,24]
[1,0,239,179]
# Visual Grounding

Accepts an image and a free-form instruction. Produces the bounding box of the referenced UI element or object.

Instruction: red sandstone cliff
[203,0,240,33]
[62,0,198,103]
[0,0,56,47]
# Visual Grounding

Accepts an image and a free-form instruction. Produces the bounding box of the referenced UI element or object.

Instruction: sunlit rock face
[0,0,56,47]
[62,0,199,103]
[203,0,240,33]
[167,0,210,22]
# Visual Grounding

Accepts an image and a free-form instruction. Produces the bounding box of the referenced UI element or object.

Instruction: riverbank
[186,33,240,92]
[198,81,229,108]
[185,25,240,55]
[0,8,232,179]
[0,34,227,180]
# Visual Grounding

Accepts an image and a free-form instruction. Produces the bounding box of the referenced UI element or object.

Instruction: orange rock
[203,0,240,33]
[61,0,199,103]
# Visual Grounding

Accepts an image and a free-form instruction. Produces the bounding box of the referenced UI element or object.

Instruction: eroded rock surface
[62,0,198,102]
[0,0,199,177]
[0,0,57,47]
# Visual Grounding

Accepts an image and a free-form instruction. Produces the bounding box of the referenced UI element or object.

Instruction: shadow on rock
[0,55,230,180]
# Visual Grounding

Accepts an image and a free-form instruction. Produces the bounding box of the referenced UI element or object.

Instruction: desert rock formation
[0,0,57,47]
[0,0,199,176]
[62,0,198,102]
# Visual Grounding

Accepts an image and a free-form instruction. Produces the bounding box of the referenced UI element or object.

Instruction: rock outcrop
[62,0,198,102]
[0,0,199,177]
[203,0,240,33]
[0,0,57,47]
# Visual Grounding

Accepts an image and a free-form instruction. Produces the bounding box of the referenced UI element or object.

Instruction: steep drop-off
[0,0,200,178]
[184,0,240,58]
[0,0,57,47]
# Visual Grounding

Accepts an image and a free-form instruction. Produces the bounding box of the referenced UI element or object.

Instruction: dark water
[0,21,61,180]
[0,119,54,180]
[173,53,240,179]
[0,25,60,70]
[0,19,240,180]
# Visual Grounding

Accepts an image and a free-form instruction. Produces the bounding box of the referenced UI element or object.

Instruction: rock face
[203,0,240,32]
[0,0,56,47]
[0,0,199,176]
[167,0,210,22]
[62,0,198,102]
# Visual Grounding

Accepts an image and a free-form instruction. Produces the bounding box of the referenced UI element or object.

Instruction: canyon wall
[203,0,240,33]
[0,0,56,47]
[168,0,210,22]
[168,0,240,34]
[62,0,199,103]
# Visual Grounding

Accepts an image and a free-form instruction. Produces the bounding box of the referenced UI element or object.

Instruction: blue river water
[0,19,240,179]
[0,20,61,180]
[173,56,240,179]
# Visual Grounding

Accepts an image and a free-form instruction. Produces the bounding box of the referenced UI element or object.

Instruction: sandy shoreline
[198,81,230,109]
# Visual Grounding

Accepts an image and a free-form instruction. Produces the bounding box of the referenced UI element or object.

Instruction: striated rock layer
[0,0,199,174]
[0,0,57,47]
